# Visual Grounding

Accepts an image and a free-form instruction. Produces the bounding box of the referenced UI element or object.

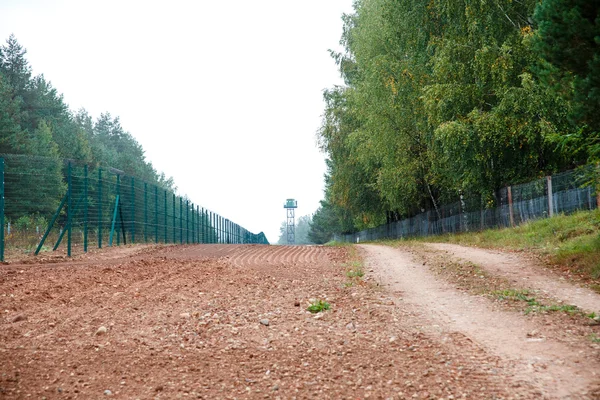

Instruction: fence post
[507,186,515,227]
[116,174,121,246]
[480,196,484,231]
[190,201,193,244]
[144,182,148,243]
[154,185,158,243]
[164,190,167,243]
[186,200,190,244]
[172,193,176,243]
[202,208,206,243]
[0,157,4,262]
[98,168,102,249]
[211,212,215,243]
[67,162,72,257]
[84,165,88,252]
[179,197,183,244]
[547,176,554,217]
[131,177,135,243]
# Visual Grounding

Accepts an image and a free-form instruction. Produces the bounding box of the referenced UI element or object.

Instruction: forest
[0,34,173,190]
[309,0,600,242]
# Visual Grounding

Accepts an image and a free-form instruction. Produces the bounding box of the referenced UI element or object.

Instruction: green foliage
[0,35,176,223]
[307,299,331,313]
[532,0,600,164]
[0,35,174,186]
[13,214,48,231]
[308,199,355,244]
[317,0,593,237]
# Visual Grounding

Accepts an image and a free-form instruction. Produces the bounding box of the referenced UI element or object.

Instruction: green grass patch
[492,288,593,316]
[307,299,331,313]
[414,209,600,281]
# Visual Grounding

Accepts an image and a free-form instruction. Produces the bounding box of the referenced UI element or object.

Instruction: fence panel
[0,154,268,260]
[335,167,599,243]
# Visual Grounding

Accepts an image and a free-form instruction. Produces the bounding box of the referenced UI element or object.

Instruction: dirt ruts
[360,243,600,399]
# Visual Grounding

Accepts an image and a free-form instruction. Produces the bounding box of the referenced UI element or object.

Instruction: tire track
[426,242,600,312]
[361,243,600,399]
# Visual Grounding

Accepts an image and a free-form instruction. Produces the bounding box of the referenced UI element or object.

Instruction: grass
[307,299,331,313]
[324,240,354,247]
[491,288,597,317]
[416,209,600,281]
[342,246,365,287]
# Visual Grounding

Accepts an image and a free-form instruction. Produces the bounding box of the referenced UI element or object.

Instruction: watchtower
[283,199,297,245]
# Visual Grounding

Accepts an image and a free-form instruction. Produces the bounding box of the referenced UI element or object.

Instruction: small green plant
[307,299,331,313]
[586,311,598,319]
[493,289,535,303]
[346,261,364,279]
[591,334,600,343]
[493,289,584,316]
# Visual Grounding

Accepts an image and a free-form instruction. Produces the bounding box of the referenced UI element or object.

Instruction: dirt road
[1,243,599,399]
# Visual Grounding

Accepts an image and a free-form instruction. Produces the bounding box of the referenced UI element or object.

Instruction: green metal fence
[0,154,269,261]
[335,166,600,243]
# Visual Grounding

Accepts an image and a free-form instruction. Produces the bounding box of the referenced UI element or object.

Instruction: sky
[0,0,354,243]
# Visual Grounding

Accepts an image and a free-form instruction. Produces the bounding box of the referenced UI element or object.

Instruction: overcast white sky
[0,0,354,243]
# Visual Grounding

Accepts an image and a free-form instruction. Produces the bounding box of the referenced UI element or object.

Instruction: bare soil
[1,243,599,399]
[425,243,600,312]
[361,243,600,399]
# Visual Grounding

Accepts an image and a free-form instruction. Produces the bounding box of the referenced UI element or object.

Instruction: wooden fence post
[547,176,554,217]
[507,186,515,227]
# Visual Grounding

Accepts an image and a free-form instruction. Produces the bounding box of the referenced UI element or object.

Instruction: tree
[533,0,600,162]
[0,72,26,154]
[0,34,31,95]
[276,214,314,245]
[317,0,575,238]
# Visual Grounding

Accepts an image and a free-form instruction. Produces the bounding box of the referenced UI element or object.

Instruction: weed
[307,299,330,313]
[526,303,580,315]
[340,246,366,287]
[591,334,600,343]
[493,289,534,303]
[493,289,585,316]
[346,261,364,279]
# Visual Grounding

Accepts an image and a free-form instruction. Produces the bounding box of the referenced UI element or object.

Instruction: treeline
[277,215,315,245]
[0,34,173,188]
[310,0,599,242]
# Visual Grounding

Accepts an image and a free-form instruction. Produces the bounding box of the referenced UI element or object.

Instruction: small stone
[180,312,191,319]
[346,322,356,330]
[96,326,108,336]
[294,300,300,307]
[527,330,538,338]
[155,385,164,392]
[11,314,26,323]
[260,319,269,326]
[104,389,112,396]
